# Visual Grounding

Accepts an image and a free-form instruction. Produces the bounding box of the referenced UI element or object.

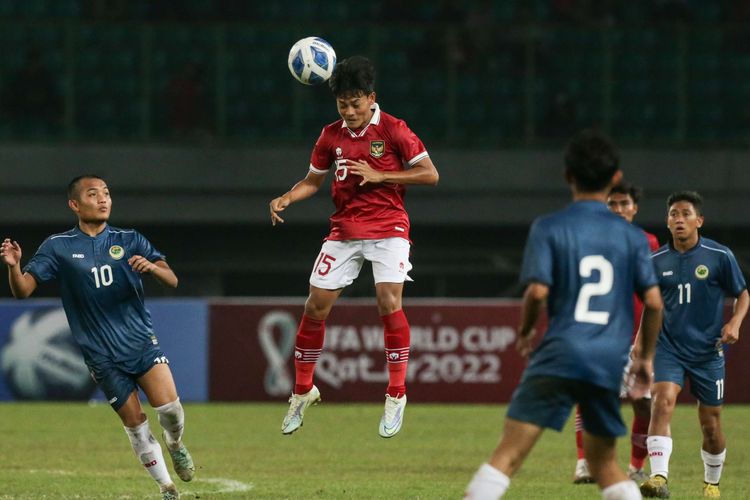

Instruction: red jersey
[309,103,428,241]
[632,229,660,339]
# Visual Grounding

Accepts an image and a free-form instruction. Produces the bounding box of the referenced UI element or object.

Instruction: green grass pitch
[0,402,748,499]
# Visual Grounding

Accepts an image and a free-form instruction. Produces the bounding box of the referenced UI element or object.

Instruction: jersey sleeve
[23,238,59,283]
[633,232,658,293]
[646,232,660,251]
[519,218,553,286]
[309,127,334,174]
[720,249,747,297]
[134,231,165,262]
[391,120,428,167]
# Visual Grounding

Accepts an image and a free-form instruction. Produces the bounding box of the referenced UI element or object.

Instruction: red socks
[382,309,410,398]
[293,315,325,395]
[575,406,585,459]
[630,413,650,469]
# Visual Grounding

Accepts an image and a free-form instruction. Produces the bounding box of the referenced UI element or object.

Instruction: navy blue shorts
[87,345,169,411]
[654,346,725,406]
[507,375,626,438]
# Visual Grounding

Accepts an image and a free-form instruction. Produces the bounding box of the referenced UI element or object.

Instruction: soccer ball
[0,308,96,400]
[287,37,336,85]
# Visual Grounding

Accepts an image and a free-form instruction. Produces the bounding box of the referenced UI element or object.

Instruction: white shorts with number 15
[309,237,413,290]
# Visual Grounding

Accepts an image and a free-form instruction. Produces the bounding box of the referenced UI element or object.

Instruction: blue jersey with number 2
[24,225,165,365]
[519,201,658,391]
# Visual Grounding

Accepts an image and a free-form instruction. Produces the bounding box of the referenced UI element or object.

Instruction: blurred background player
[465,129,663,500]
[573,181,660,485]
[640,191,748,499]
[1,175,194,500]
[269,56,439,438]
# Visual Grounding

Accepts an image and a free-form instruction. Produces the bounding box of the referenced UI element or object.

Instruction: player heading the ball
[270,55,439,438]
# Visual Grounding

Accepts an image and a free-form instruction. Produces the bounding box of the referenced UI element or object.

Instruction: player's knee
[375,293,401,315]
[303,299,332,320]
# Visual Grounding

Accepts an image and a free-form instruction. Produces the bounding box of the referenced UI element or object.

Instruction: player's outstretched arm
[1,238,38,299]
[269,171,327,226]
[347,157,439,187]
[516,282,549,357]
[128,256,178,288]
[721,289,749,344]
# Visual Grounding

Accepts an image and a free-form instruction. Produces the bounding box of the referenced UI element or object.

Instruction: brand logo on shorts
[662,270,673,276]
[695,264,709,279]
[72,253,85,259]
[108,396,118,404]
[109,245,124,260]
[153,356,169,364]
[370,140,385,158]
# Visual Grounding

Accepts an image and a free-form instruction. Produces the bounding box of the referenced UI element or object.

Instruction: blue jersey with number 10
[23,225,165,365]
[519,201,658,391]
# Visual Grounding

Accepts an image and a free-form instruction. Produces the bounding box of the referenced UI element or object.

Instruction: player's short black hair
[609,180,643,204]
[67,174,106,200]
[667,190,703,216]
[564,129,619,192]
[328,55,375,97]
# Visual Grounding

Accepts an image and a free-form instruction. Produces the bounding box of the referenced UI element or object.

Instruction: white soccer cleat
[379,394,407,438]
[573,458,595,484]
[160,483,179,500]
[281,385,321,435]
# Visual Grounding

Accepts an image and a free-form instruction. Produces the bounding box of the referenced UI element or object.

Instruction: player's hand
[346,159,385,186]
[270,195,290,226]
[720,322,740,344]
[515,328,536,357]
[128,255,156,274]
[626,357,653,400]
[0,238,22,267]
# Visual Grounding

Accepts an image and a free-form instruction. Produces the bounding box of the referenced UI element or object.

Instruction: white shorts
[309,238,413,290]
[620,346,652,399]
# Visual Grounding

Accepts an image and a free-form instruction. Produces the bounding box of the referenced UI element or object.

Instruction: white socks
[602,480,642,500]
[155,398,185,450]
[464,463,510,500]
[647,435,672,478]
[701,448,726,485]
[124,419,172,487]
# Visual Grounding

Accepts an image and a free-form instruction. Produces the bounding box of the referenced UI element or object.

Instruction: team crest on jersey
[109,245,124,260]
[695,264,709,279]
[335,147,343,158]
[370,140,385,158]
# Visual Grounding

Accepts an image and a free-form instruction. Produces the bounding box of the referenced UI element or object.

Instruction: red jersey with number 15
[309,103,429,241]
[632,229,661,339]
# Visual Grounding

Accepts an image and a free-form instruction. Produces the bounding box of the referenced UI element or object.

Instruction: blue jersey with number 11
[519,201,658,391]
[23,225,165,365]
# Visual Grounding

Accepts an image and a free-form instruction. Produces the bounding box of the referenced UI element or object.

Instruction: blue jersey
[24,225,165,364]
[519,201,658,391]
[651,237,747,362]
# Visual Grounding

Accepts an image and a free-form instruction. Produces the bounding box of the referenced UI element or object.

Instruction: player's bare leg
[698,403,725,497]
[118,388,178,498]
[376,282,409,437]
[584,432,641,498]
[465,418,543,499]
[642,382,679,498]
[140,364,195,483]
[282,286,342,435]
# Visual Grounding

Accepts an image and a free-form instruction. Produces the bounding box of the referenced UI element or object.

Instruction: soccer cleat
[378,394,407,438]
[163,433,195,482]
[628,467,650,486]
[573,458,595,484]
[161,483,179,500]
[281,385,321,435]
[703,482,720,498]
[640,475,670,498]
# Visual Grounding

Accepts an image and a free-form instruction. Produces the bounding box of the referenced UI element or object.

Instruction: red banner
[209,299,533,403]
[208,299,750,403]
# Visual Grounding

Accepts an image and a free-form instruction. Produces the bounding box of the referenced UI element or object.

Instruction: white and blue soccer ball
[287,37,336,85]
[0,308,96,400]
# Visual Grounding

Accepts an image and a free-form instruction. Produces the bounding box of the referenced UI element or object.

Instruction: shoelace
[383,397,400,422]
[286,394,306,417]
